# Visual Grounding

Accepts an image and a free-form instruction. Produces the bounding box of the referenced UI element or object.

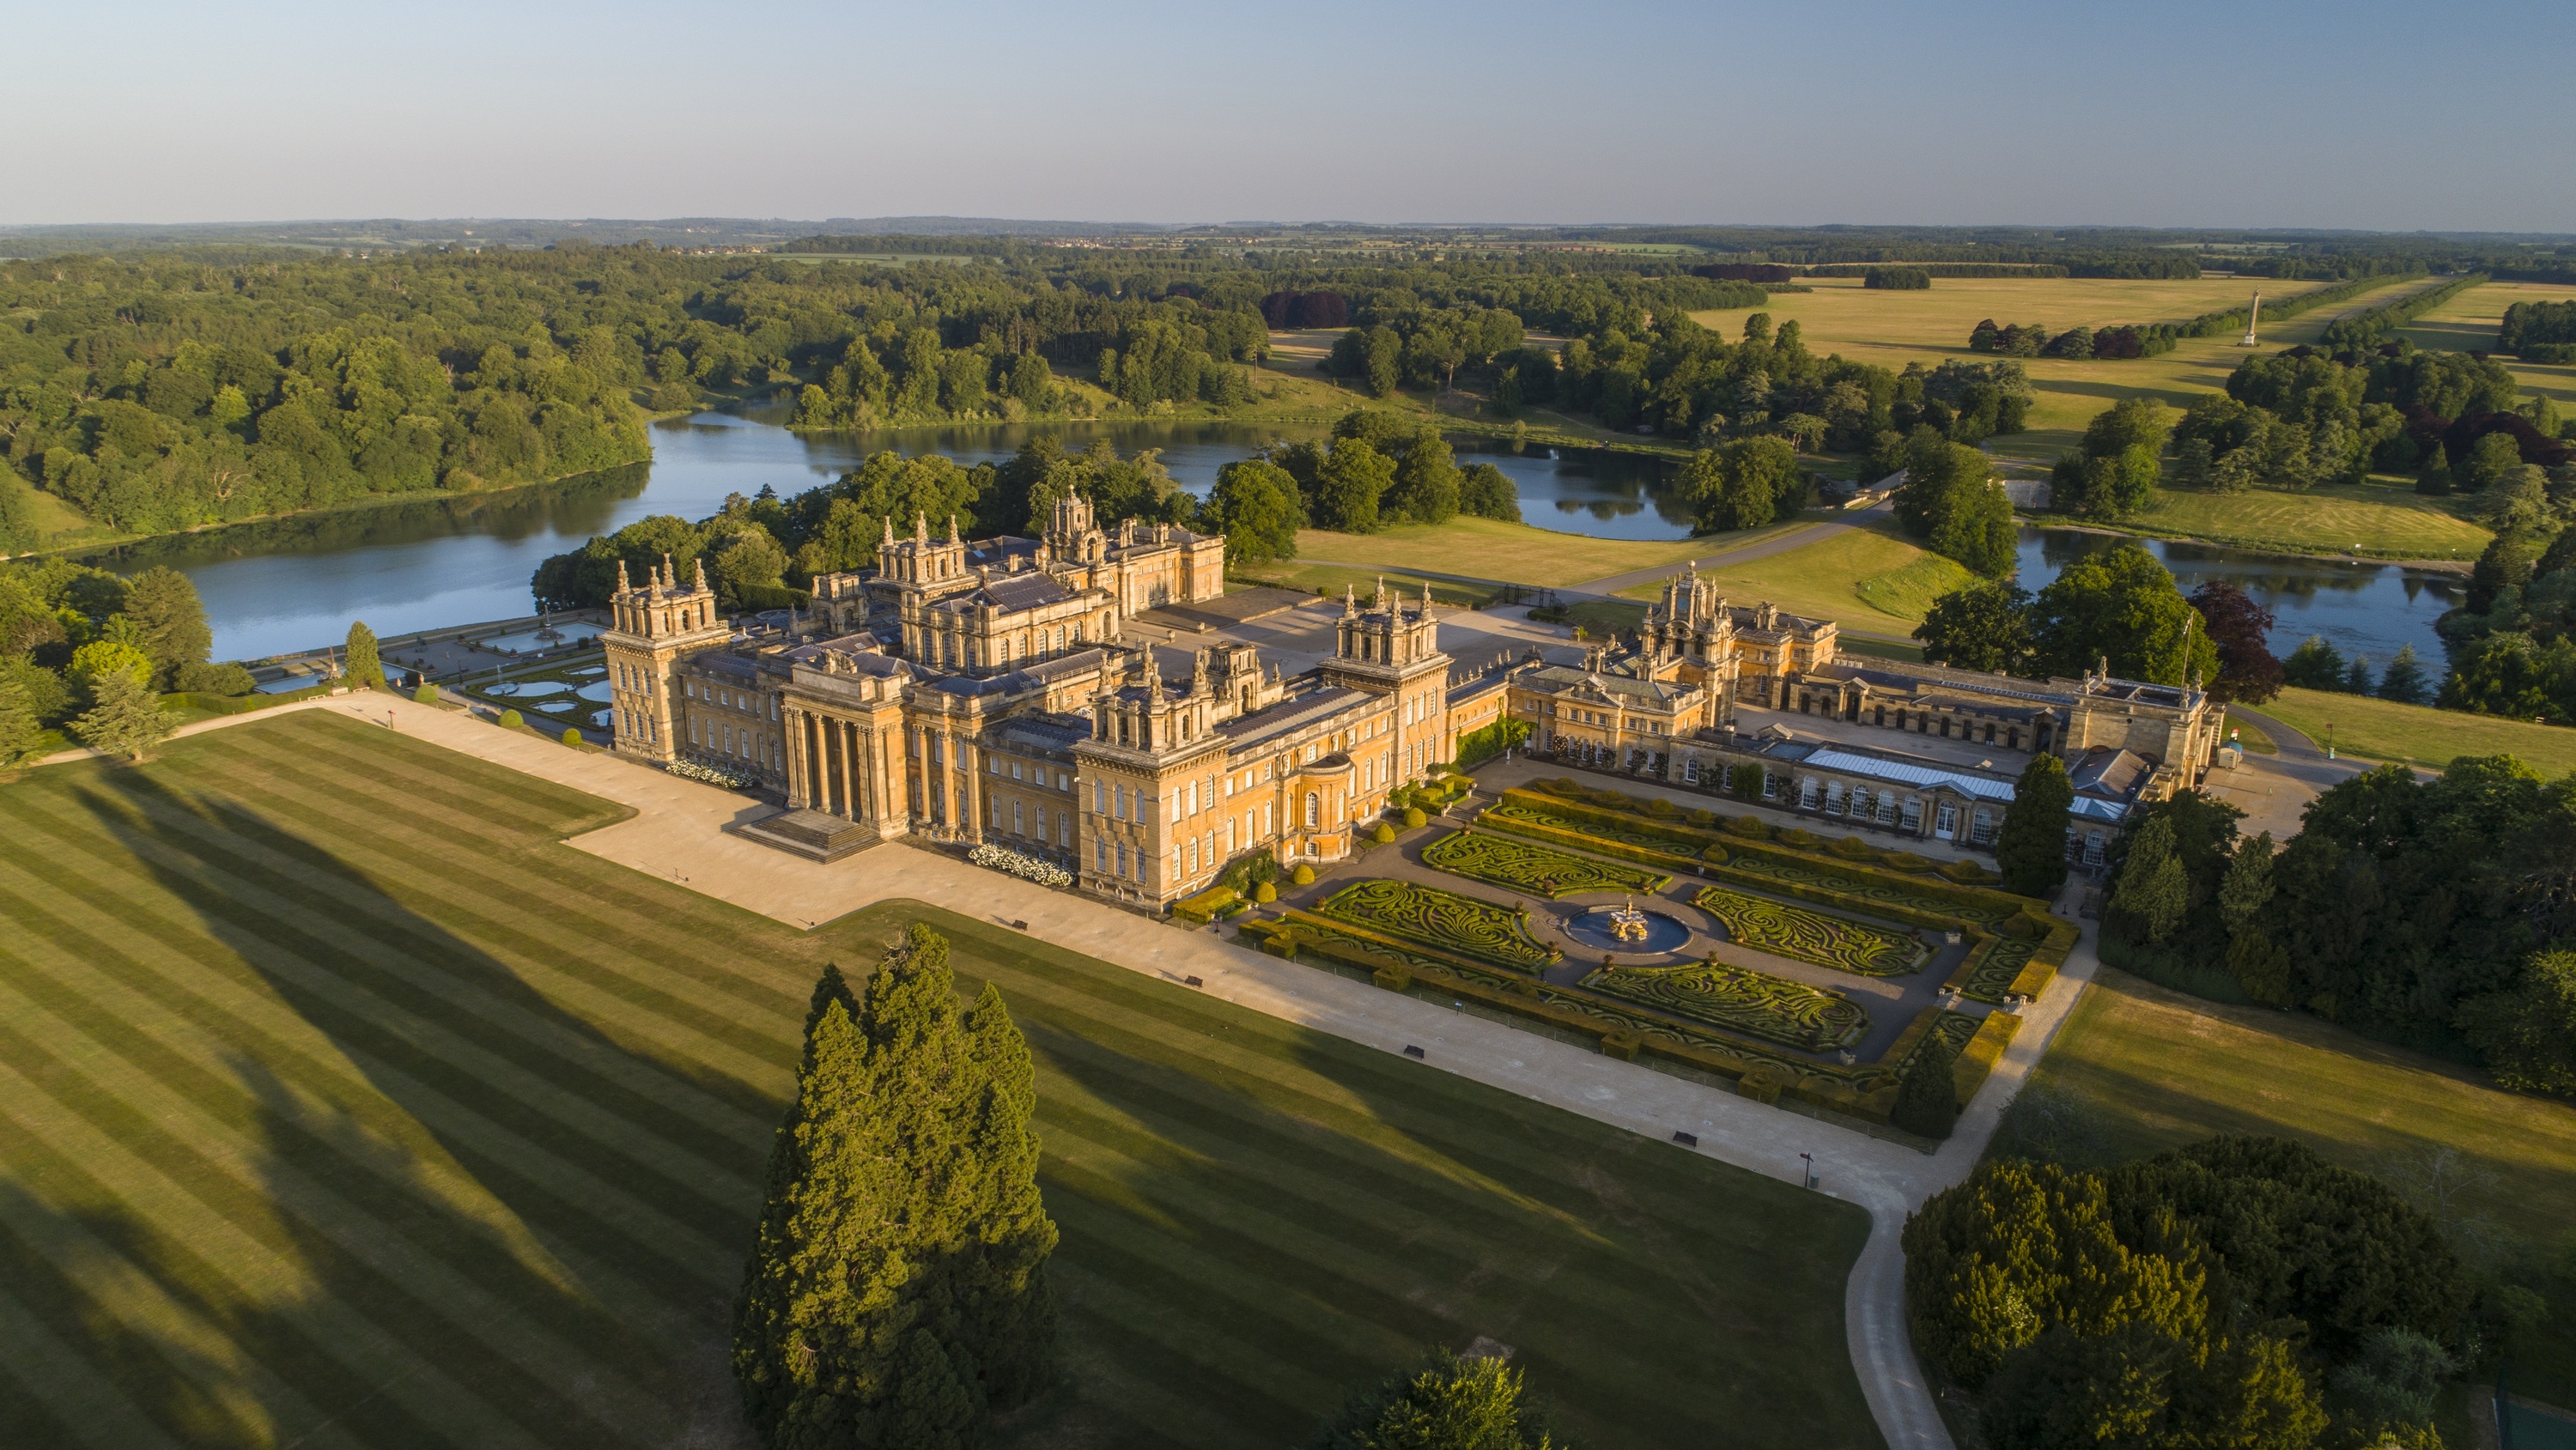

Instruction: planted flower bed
[1314,878,1560,973]
[1579,960,1869,1053]
[1420,829,1670,899]
[969,843,1073,888]
[1692,886,1929,977]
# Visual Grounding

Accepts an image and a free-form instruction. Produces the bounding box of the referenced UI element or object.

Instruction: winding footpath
[35,691,2103,1449]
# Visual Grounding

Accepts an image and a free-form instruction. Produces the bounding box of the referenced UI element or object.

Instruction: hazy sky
[16,0,2574,231]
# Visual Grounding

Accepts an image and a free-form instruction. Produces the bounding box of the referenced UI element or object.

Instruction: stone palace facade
[605,524,2214,905]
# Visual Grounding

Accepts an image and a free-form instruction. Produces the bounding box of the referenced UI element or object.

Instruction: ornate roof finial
[882,513,896,549]
[615,558,631,594]
[947,513,959,544]
[1421,579,1433,612]
[693,556,708,592]
[1342,583,1357,617]
[660,553,674,591]
[1374,574,1388,610]
[914,513,928,547]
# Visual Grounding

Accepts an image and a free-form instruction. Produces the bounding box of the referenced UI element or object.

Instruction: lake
[92,400,2456,667]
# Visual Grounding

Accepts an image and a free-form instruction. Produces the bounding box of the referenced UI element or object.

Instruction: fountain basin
[1561,905,1692,956]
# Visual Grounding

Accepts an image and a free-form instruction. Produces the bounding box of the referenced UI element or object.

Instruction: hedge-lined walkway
[0,711,1899,1448]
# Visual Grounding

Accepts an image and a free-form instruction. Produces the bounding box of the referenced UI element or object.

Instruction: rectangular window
[1097,838,1108,871]
[1011,761,1023,780]
[1013,801,1024,834]
[1115,784,1127,821]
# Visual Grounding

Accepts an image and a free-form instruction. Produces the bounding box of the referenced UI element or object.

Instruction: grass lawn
[2220,711,2276,755]
[1287,515,1801,588]
[2000,967,2576,1404]
[1690,274,2414,458]
[2117,482,2492,562]
[2401,280,2576,410]
[0,712,1877,1449]
[2254,686,2576,777]
[1230,560,1512,609]
[1616,521,1975,633]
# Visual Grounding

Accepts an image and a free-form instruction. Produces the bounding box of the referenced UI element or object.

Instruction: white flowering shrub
[671,760,756,789]
[970,843,1074,888]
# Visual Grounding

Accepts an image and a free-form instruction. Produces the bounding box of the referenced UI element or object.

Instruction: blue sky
[16,0,2575,231]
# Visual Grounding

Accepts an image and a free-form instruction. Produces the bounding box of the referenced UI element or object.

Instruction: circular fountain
[1561,897,1692,956]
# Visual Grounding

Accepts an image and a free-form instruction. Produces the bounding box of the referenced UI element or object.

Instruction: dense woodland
[0,244,1754,553]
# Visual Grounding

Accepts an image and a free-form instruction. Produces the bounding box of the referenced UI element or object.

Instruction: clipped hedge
[1950,1011,2023,1109]
[1172,885,1240,925]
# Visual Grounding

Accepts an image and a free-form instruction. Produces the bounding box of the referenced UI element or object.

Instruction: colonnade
[785,707,900,830]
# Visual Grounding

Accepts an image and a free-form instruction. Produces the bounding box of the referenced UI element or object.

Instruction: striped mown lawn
[0,712,1877,1448]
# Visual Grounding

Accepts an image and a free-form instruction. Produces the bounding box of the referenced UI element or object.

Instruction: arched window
[1304,792,1320,828]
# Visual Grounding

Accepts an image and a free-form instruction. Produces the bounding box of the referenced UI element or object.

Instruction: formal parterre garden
[1310,878,1560,973]
[1579,961,1869,1053]
[1691,885,1929,978]
[1418,828,1670,898]
[1247,777,2080,1132]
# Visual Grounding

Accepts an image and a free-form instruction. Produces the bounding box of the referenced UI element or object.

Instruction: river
[91,400,2457,667]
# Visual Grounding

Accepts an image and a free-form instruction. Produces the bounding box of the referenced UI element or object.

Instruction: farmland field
[1691,274,2420,458]
[0,712,1876,1448]
[2398,278,2576,410]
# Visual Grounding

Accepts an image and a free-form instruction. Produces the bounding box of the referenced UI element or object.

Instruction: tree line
[0,243,1756,551]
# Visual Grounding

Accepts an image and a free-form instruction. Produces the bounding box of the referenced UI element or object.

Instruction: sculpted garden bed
[1692,886,1929,977]
[1312,878,1560,974]
[1419,828,1670,898]
[1580,960,1869,1053]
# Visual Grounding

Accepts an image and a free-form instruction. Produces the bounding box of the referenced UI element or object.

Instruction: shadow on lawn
[33,766,762,1450]
[906,906,1874,1450]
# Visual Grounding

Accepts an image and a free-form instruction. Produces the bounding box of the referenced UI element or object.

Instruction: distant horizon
[9,216,2576,244]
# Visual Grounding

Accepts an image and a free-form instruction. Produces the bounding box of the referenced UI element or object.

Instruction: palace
[605,526,2214,905]
[1503,564,2218,854]
[602,507,1506,907]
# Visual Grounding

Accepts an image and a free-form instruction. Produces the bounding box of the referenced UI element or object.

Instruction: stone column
[784,709,808,808]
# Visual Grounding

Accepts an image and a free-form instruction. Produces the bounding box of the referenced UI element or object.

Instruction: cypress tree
[344,620,386,690]
[2109,816,2190,945]
[735,928,1056,1448]
[1891,1034,1959,1139]
[1996,755,2074,899]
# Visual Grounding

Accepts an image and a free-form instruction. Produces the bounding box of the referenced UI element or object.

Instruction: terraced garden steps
[1419,829,1670,899]
[1692,887,1929,978]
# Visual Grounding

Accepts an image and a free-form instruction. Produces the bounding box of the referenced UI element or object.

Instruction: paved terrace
[39,690,2111,1450]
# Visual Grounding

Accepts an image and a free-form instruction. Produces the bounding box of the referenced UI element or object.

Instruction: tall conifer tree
[735,927,1056,1448]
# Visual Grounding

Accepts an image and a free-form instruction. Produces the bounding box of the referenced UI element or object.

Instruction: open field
[2115,480,2492,561]
[1615,521,1975,632]
[1288,514,1801,588]
[0,712,1877,1449]
[2400,278,2576,410]
[2254,685,2576,777]
[1692,274,2418,458]
[1999,967,2576,1404]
